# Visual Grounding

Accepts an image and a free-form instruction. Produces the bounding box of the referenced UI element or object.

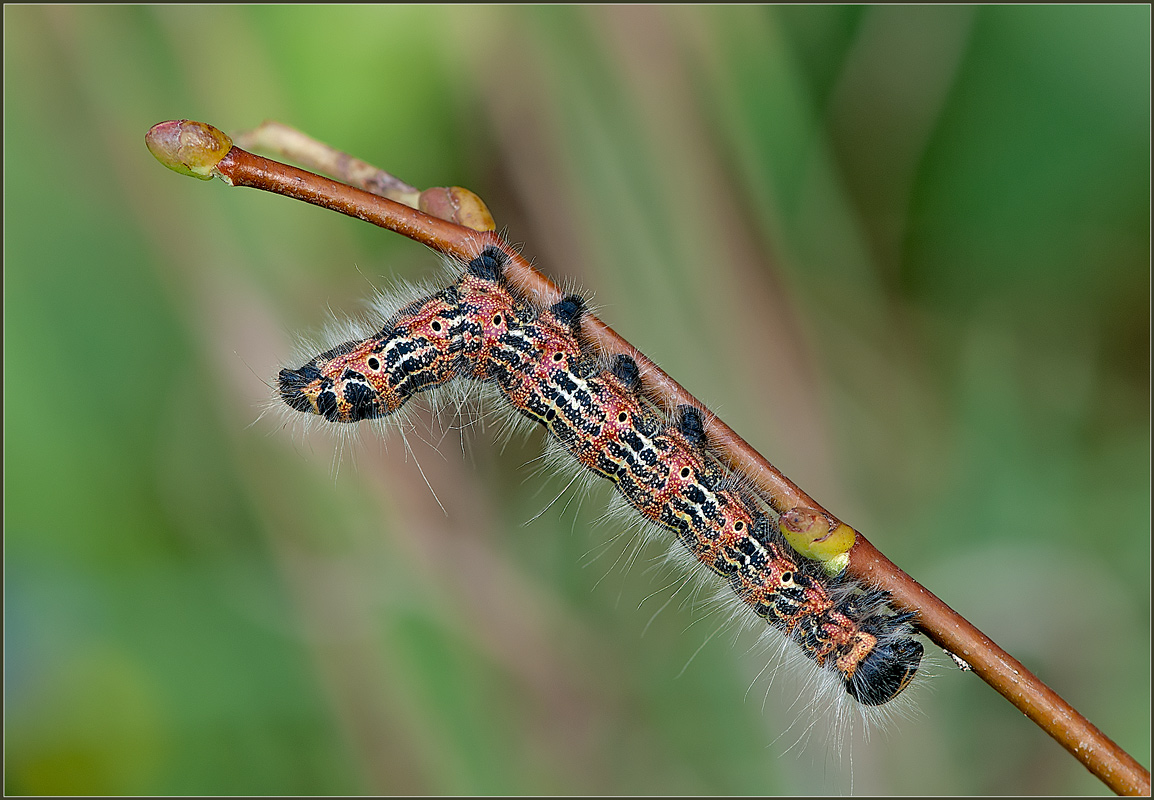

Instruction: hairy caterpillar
[278,246,923,708]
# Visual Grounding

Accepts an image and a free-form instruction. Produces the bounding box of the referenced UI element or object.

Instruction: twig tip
[146,119,233,180]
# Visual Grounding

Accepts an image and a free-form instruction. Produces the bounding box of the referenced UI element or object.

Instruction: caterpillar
[277,246,924,708]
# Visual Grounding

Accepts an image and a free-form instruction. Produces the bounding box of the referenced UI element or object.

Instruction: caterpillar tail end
[844,638,924,706]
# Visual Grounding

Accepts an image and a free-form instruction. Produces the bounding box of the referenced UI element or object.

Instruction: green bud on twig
[146,119,233,180]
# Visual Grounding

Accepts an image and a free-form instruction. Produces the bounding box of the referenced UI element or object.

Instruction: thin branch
[233,119,422,200]
[146,119,1150,797]
[232,120,498,235]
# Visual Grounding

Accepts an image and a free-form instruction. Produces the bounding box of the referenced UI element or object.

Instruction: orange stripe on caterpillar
[278,246,923,706]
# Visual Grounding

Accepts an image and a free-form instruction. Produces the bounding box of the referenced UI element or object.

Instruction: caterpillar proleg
[278,245,924,709]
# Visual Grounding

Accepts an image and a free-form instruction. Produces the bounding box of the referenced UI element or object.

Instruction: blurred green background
[4,5,1149,795]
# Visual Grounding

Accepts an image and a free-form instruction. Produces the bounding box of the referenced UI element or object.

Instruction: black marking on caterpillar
[675,404,708,451]
[610,353,642,393]
[465,245,508,282]
[549,293,587,331]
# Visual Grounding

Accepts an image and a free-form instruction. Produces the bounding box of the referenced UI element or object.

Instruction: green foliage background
[5,5,1149,794]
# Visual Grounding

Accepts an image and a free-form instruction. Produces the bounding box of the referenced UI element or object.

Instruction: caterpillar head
[278,338,392,423]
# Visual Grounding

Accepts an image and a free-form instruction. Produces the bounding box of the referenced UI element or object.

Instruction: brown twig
[233,120,423,200]
[146,119,1151,797]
